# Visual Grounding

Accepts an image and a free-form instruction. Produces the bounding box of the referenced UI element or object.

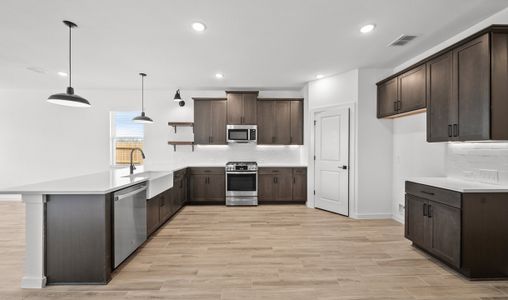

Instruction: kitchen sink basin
[123,171,173,198]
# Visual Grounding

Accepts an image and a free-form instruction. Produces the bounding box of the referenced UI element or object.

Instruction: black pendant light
[133,73,154,124]
[47,20,91,107]
[173,89,185,107]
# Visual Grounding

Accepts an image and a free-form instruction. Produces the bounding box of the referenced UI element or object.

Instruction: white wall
[306,68,393,219]
[356,69,394,218]
[392,114,446,222]
[0,88,304,190]
[390,7,508,222]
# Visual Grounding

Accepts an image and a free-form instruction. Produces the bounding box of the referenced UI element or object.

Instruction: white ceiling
[1,0,508,91]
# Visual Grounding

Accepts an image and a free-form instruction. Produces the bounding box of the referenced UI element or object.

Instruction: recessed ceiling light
[192,22,206,32]
[316,74,324,79]
[57,71,68,77]
[215,73,224,79]
[360,24,376,34]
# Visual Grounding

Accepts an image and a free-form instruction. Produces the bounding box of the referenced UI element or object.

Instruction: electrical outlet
[398,203,405,215]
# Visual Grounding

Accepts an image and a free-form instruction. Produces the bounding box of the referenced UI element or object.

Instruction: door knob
[339,165,348,170]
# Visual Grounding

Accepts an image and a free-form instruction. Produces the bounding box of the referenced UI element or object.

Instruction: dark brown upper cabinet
[290,100,304,145]
[379,25,508,142]
[377,65,426,118]
[257,99,303,145]
[193,98,227,145]
[427,31,507,142]
[226,91,258,125]
[398,64,427,114]
[377,77,398,118]
[427,52,454,142]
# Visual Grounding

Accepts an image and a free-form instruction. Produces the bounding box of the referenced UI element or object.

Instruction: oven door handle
[226,172,258,175]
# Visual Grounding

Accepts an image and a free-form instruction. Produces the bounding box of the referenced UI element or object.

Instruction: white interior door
[314,107,350,216]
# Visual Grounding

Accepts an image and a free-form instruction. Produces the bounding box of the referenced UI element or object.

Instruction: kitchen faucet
[130,148,146,175]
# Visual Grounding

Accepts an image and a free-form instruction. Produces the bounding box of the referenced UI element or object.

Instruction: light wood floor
[1,202,508,300]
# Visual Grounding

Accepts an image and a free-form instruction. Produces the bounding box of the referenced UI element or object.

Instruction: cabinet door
[257,101,275,144]
[275,169,293,201]
[146,196,160,235]
[427,52,454,142]
[428,201,461,268]
[274,101,291,145]
[258,174,275,201]
[206,174,225,201]
[399,64,426,113]
[292,169,307,202]
[454,33,490,141]
[377,78,398,118]
[405,195,428,248]
[290,101,303,145]
[227,93,243,125]
[210,100,227,144]
[159,193,170,223]
[190,175,208,202]
[242,93,258,124]
[194,101,211,144]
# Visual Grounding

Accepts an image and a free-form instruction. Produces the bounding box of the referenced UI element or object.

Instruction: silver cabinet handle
[115,186,147,201]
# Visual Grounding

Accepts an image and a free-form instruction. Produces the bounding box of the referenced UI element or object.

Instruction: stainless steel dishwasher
[113,182,147,268]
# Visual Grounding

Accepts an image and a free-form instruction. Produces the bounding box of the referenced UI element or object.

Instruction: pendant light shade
[133,73,154,124]
[47,20,91,107]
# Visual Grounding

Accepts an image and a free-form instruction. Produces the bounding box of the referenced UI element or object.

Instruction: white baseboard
[0,194,22,202]
[392,214,404,224]
[353,213,393,220]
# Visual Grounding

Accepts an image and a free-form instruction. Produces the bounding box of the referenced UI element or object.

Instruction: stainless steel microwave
[227,125,257,144]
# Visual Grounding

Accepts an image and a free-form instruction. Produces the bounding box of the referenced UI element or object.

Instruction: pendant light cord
[68,24,72,87]
[141,74,144,112]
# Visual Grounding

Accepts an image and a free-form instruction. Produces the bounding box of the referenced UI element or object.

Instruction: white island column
[21,194,46,288]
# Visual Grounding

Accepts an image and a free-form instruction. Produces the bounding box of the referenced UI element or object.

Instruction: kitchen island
[0,167,174,288]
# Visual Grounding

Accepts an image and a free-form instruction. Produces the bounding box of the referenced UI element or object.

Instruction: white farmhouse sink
[123,171,173,199]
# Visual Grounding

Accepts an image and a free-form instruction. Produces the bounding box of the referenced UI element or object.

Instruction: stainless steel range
[225,161,258,206]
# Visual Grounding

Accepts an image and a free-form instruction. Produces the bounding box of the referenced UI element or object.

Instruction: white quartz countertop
[0,162,308,195]
[407,177,508,193]
[0,167,171,195]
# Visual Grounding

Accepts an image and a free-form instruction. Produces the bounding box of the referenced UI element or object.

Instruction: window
[110,112,144,165]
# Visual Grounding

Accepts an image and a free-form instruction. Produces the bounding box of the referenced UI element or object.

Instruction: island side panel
[45,194,112,284]
[21,194,47,288]
[462,192,508,278]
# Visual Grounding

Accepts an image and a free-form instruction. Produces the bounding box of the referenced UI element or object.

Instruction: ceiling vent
[388,34,417,47]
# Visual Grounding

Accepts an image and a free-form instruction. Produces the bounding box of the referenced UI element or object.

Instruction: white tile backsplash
[447,143,508,185]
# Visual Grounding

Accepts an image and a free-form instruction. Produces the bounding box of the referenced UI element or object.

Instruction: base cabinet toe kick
[405,181,508,279]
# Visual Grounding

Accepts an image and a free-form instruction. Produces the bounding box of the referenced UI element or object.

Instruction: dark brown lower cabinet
[146,169,188,237]
[189,167,225,203]
[146,195,160,236]
[259,167,307,203]
[405,181,508,279]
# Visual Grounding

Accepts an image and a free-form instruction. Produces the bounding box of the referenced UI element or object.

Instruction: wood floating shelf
[168,141,194,152]
[168,122,194,133]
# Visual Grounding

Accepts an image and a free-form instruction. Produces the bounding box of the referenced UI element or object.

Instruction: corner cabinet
[193,98,227,145]
[189,167,225,203]
[405,181,508,279]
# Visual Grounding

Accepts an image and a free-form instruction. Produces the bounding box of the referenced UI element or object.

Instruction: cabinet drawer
[293,167,307,175]
[406,181,462,209]
[259,167,292,175]
[189,167,225,175]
